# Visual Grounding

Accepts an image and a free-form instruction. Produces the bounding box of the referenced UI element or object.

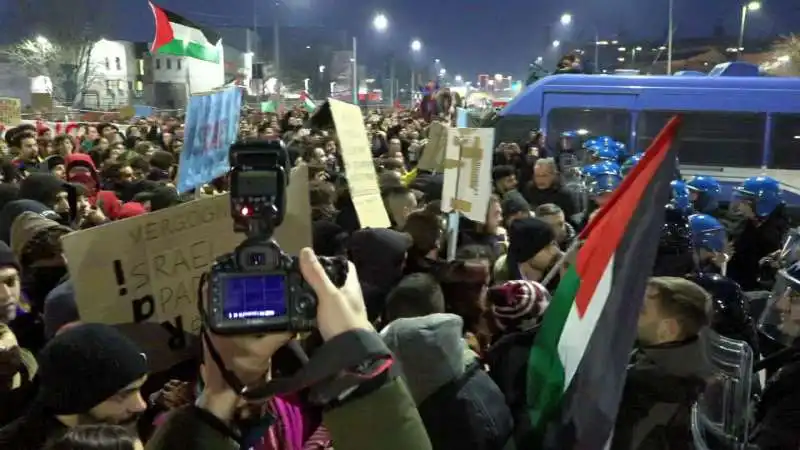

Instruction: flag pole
[541,237,581,287]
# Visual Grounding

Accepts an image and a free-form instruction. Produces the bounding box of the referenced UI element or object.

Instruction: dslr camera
[206,140,347,335]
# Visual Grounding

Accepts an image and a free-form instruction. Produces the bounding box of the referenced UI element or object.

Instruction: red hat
[118,202,147,220]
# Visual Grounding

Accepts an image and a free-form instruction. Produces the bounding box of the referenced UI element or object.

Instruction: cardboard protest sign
[417,122,448,172]
[0,98,21,126]
[441,128,495,223]
[313,99,390,228]
[62,166,311,348]
[176,87,242,193]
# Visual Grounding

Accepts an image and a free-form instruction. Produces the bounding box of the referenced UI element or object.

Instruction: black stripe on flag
[161,6,221,45]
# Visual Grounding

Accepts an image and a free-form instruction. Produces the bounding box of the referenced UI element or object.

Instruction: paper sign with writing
[62,166,312,346]
[440,128,495,223]
[177,87,242,193]
[0,98,21,126]
[327,99,390,228]
[417,122,448,172]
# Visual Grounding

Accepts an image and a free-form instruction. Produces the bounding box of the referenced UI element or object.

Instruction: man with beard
[0,323,148,448]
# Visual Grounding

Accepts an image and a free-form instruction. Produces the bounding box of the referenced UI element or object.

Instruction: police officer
[688,214,729,275]
[686,175,722,216]
[653,204,695,277]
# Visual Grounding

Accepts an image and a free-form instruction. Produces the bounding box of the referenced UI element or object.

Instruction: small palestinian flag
[525,116,682,448]
[300,92,316,112]
[149,2,221,63]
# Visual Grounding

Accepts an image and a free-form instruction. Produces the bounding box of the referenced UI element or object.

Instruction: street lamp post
[552,40,561,49]
[738,1,761,59]
[410,39,422,107]
[353,13,389,105]
[560,13,572,26]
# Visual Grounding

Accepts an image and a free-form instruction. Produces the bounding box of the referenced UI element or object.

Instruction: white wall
[148,44,225,95]
[85,39,133,109]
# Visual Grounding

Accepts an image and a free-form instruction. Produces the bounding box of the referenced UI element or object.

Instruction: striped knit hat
[487,280,551,332]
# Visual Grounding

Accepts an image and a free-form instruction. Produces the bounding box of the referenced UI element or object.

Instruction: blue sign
[177,87,242,193]
[456,107,468,128]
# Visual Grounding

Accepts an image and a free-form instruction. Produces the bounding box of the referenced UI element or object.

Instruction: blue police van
[493,62,800,204]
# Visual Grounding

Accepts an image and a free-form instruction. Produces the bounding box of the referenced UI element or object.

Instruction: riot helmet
[687,272,758,353]
[732,176,782,219]
[688,214,729,274]
[653,204,695,277]
[621,152,643,177]
[670,180,694,216]
[686,175,722,214]
[584,162,621,207]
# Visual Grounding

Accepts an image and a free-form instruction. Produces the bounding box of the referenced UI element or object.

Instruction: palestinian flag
[525,116,682,448]
[149,2,221,63]
[300,92,316,112]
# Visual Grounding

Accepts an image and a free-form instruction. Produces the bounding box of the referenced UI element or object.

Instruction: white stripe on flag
[557,255,615,392]
[171,22,214,47]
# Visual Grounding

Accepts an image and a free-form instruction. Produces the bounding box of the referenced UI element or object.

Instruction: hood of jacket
[10,211,72,263]
[348,228,411,293]
[0,199,60,245]
[19,173,66,209]
[64,153,99,193]
[380,313,476,405]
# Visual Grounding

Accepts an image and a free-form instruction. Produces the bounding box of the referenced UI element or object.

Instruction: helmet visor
[759,269,800,347]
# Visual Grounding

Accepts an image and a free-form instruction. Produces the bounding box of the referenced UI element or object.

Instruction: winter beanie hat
[0,241,20,272]
[36,323,148,414]
[487,280,551,332]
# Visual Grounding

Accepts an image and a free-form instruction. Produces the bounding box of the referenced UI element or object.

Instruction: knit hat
[0,240,20,272]
[36,323,148,414]
[508,217,555,264]
[487,280,551,332]
[501,190,531,222]
[117,202,147,219]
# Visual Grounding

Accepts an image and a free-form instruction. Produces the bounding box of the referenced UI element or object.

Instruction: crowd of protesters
[0,80,797,450]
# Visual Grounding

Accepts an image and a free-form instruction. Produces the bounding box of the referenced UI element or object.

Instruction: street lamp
[552,40,561,48]
[439,68,446,76]
[410,39,422,52]
[738,1,761,57]
[373,13,388,32]
[455,75,463,83]
[560,13,572,26]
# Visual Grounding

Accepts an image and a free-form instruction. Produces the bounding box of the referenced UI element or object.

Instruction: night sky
[3,0,799,79]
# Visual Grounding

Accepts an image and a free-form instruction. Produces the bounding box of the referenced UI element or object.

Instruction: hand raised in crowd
[198,248,370,423]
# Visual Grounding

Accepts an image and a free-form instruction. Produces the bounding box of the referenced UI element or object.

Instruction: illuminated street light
[618,47,626,51]
[747,1,761,11]
[439,68,446,76]
[560,13,572,26]
[635,46,643,51]
[372,13,388,32]
[410,39,422,52]
[552,40,561,48]
[455,75,463,82]
[617,57,625,62]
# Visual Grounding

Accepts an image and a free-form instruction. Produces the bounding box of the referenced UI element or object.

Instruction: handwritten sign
[327,99,390,228]
[440,128,495,223]
[176,87,242,193]
[0,98,21,127]
[417,122,448,172]
[62,166,312,348]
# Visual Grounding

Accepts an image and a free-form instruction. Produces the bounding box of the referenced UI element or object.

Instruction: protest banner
[326,99,390,228]
[62,166,311,349]
[0,98,21,126]
[441,128,495,223]
[176,87,242,193]
[417,121,448,172]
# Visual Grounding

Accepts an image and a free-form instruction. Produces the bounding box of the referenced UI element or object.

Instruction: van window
[546,108,630,150]
[637,111,765,168]
[494,115,540,148]
[771,114,800,170]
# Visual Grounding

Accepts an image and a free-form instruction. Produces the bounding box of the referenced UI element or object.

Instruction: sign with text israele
[63,166,311,347]
[440,127,495,223]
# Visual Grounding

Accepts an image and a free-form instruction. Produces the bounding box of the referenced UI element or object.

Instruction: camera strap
[201,329,393,402]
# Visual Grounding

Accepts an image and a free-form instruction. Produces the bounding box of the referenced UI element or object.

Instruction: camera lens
[250,253,266,266]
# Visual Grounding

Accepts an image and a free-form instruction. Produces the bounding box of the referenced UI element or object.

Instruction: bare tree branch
[765,34,800,76]
[4,0,114,107]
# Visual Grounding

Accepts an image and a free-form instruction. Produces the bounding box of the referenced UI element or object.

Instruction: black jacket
[522,183,578,220]
[727,206,789,291]
[611,337,711,450]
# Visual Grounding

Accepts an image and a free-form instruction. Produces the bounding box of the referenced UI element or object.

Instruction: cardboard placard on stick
[0,98,21,126]
[416,122,448,172]
[440,128,495,223]
[310,99,390,228]
[62,166,311,347]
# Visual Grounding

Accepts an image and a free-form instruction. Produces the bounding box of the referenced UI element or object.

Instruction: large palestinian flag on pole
[149,2,222,63]
[525,116,682,448]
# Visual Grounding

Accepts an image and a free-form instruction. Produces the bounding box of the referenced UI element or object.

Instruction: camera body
[207,239,347,335]
[205,140,348,335]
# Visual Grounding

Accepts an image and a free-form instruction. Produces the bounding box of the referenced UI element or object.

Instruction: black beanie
[36,323,148,415]
[508,218,555,265]
[0,240,20,272]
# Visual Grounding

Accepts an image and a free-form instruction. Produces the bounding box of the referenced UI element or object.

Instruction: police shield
[691,327,755,450]
[758,263,800,349]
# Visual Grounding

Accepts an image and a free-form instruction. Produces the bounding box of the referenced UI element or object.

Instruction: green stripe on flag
[526,265,581,429]
[155,39,220,63]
